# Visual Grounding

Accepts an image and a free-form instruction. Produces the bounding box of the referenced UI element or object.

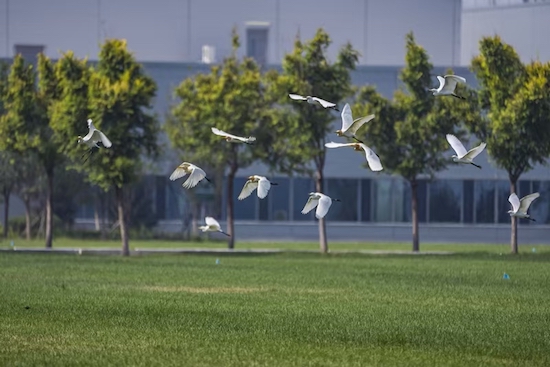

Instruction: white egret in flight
[169,162,211,189]
[199,217,230,236]
[335,103,374,144]
[429,75,467,99]
[77,119,112,161]
[325,142,383,172]
[301,192,340,219]
[508,192,540,222]
[238,175,278,200]
[211,127,256,145]
[446,134,486,169]
[288,94,339,111]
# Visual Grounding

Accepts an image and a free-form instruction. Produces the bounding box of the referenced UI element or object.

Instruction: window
[360,179,371,222]
[14,44,44,64]
[463,180,474,223]
[530,181,550,224]
[246,25,269,66]
[270,177,289,221]
[326,179,358,221]
[429,180,462,223]
[475,180,495,223]
[372,179,392,222]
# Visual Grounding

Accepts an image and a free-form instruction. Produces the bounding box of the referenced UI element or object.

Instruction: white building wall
[0,0,461,66]
[461,2,550,65]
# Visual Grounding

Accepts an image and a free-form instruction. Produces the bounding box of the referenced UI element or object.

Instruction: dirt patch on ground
[141,285,266,294]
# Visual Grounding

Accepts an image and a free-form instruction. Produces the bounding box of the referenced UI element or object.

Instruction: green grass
[1,236,549,254]
[1,251,550,366]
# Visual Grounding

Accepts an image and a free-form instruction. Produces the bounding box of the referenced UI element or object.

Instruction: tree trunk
[45,169,54,248]
[410,178,420,252]
[115,186,130,256]
[24,198,31,240]
[2,189,10,239]
[315,169,328,253]
[510,179,518,254]
[226,167,236,249]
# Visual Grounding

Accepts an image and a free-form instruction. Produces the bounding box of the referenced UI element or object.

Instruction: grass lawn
[1,236,549,254]
[1,251,550,366]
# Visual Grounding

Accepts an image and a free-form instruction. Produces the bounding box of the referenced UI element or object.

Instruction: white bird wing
[238,180,258,200]
[519,192,540,212]
[442,75,466,93]
[340,103,353,132]
[169,163,190,181]
[325,142,356,149]
[301,195,319,215]
[463,142,487,160]
[315,195,333,219]
[311,97,336,108]
[182,165,206,189]
[436,76,446,91]
[446,134,468,158]
[205,216,220,229]
[211,127,245,141]
[288,93,307,101]
[508,193,520,213]
[83,119,95,141]
[257,177,271,199]
[92,130,112,148]
[359,143,383,172]
[349,114,375,135]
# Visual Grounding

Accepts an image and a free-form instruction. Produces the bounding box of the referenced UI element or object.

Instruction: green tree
[353,33,469,252]
[86,39,159,255]
[264,28,358,253]
[0,55,60,248]
[0,152,17,238]
[166,29,268,249]
[468,36,550,253]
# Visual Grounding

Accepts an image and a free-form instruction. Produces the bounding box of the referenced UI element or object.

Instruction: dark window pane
[398,180,412,222]
[429,180,462,223]
[293,177,314,221]
[258,195,269,221]
[475,180,495,223]
[361,179,371,222]
[497,180,511,224]
[155,176,166,220]
[463,180,474,224]
[246,28,268,65]
[233,177,256,220]
[270,177,289,221]
[372,179,392,222]
[392,179,408,222]
[420,180,428,223]
[530,181,550,224]
[326,179,358,221]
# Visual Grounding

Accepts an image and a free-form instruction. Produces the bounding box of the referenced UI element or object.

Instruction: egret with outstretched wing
[446,134,486,169]
[325,141,383,172]
[169,162,211,189]
[199,216,230,236]
[211,127,256,144]
[508,192,540,221]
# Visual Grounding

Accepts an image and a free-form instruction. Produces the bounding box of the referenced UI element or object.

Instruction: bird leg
[470,162,482,169]
[329,106,340,112]
[204,177,212,183]
[452,93,466,100]
[82,149,94,163]
[270,182,279,186]
[528,217,536,222]
[352,136,365,144]
[220,231,230,237]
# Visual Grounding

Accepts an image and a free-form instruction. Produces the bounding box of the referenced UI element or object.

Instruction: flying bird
[446,134,486,169]
[238,175,278,200]
[199,216,230,236]
[325,142,383,172]
[169,162,211,189]
[288,94,339,111]
[508,192,540,222]
[211,127,256,145]
[301,192,340,219]
[429,75,467,99]
[335,103,374,144]
[77,119,112,161]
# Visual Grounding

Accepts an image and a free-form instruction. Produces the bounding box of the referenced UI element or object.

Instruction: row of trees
[1,28,549,255]
[0,40,159,255]
[167,29,550,254]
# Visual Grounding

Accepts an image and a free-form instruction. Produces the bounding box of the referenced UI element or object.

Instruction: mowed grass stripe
[1,252,549,366]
